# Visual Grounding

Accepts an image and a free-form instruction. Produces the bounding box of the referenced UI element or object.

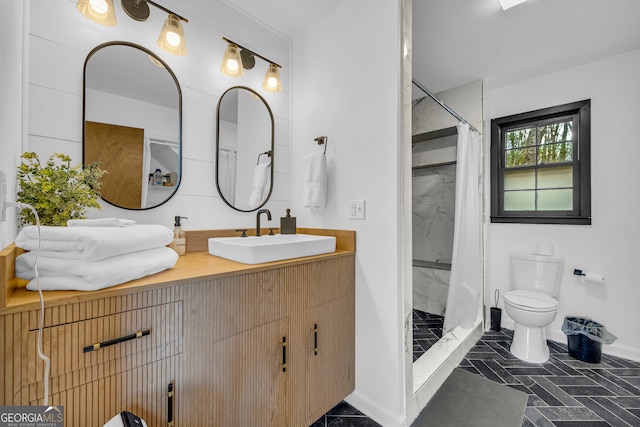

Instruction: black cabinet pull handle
[83,330,150,353]
[312,323,318,355]
[168,383,174,427]
[281,337,287,372]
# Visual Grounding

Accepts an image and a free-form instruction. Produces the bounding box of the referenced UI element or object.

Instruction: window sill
[490,216,591,225]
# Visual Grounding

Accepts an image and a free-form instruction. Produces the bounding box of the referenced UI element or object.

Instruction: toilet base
[510,323,549,364]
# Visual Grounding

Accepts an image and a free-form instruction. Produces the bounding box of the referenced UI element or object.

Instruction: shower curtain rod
[412,79,480,134]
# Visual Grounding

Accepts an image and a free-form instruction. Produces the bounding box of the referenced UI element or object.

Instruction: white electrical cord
[8,201,50,406]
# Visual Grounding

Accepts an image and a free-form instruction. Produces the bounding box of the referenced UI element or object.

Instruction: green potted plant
[16,152,107,226]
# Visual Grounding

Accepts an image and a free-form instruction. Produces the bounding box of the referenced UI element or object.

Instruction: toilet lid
[504,290,558,311]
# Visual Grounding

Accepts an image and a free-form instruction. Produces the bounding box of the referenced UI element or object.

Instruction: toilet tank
[510,252,564,296]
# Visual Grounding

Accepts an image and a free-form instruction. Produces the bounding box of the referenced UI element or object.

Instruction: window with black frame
[490,100,591,224]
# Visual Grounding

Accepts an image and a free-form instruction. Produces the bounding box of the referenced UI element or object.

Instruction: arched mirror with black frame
[83,41,182,210]
[216,86,274,212]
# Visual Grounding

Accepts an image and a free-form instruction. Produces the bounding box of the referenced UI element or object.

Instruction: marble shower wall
[412,161,456,315]
[411,80,482,317]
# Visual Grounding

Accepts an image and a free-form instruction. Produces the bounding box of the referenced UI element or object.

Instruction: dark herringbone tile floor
[461,328,640,427]
[313,314,640,426]
[412,309,444,361]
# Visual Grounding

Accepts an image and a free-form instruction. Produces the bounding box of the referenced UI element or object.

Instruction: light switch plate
[348,200,365,220]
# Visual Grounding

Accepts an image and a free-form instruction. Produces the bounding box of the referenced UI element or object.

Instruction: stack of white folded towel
[14,218,178,292]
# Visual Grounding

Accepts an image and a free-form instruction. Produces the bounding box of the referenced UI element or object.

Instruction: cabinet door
[194,318,290,427]
[305,293,355,424]
[39,356,178,427]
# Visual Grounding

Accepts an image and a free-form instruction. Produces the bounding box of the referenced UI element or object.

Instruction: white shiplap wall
[21,0,291,233]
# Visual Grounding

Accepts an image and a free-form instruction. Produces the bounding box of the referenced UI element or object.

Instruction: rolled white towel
[15,224,173,262]
[67,218,136,227]
[17,247,178,292]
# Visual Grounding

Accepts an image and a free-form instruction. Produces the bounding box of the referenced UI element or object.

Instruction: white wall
[291,1,406,425]
[85,89,179,141]
[2,0,291,242]
[0,1,25,249]
[485,48,640,361]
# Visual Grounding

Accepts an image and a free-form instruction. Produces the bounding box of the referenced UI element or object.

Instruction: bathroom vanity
[0,228,355,427]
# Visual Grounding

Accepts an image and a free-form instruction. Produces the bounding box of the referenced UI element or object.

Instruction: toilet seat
[504,290,558,312]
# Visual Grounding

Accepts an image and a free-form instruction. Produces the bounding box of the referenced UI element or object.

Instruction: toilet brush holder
[490,307,502,332]
[490,289,502,332]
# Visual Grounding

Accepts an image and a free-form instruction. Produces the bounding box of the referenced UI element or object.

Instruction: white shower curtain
[442,123,482,336]
[218,149,237,205]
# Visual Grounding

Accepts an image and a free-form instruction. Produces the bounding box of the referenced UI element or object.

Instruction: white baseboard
[344,391,407,427]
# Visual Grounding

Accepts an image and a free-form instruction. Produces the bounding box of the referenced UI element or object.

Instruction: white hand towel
[15,224,173,262]
[17,247,178,292]
[302,152,326,209]
[67,218,136,227]
[248,163,271,209]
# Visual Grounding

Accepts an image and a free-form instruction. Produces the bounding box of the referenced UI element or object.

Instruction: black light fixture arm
[145,0,188,22]
[222,37,281,68]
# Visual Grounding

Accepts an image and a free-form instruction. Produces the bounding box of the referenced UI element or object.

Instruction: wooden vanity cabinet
[179,255,355,427]
[0,287,183,426]
[304,294,355,425]
[0,240,355,427]
[299,257,356,425]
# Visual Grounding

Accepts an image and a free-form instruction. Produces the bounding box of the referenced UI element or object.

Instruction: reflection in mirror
[216,86,274,212]
[83,42,182,210]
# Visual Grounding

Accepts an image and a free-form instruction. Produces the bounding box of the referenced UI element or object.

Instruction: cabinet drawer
[27,301,183,400]
[185,271,289,343]
[304,256,355,309]
[33,356,179,427]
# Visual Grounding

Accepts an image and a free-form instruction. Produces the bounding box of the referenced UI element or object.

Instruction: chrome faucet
[256,209,271,236]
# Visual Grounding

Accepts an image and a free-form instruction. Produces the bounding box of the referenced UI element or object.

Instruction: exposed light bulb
[266,77,278,89]
[166,31,181,47]
[226,59,239,72]
[89,0,108,14]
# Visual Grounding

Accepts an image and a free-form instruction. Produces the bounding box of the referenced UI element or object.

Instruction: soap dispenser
[153,168,163,186]
[169,216,188,255]
[280,209,297,235]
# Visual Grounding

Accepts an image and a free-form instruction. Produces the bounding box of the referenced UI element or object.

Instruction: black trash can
[563,317,607,363]
[567,332,602,363]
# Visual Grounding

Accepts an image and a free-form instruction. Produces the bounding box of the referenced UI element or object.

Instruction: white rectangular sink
[208,233,337,264]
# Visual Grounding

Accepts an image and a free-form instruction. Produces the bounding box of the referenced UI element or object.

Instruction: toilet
[503,252,564,363]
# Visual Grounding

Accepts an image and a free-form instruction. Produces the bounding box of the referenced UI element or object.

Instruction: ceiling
[225,0,640,95]
[86,44,179,109]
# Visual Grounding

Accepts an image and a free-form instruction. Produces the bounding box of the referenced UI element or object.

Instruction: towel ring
[314,136,328,155]
[256,150,272,165]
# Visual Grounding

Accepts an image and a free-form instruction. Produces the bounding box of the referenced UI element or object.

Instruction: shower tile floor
[313,326,640,426]
[412,309,444,361]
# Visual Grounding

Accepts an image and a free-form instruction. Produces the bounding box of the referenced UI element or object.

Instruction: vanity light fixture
[221,37,283,93]
[262,64,282,92]
[156,13,187,56]
[221,43,244,77]
[76,0,117,26]
[76,0,189,56]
